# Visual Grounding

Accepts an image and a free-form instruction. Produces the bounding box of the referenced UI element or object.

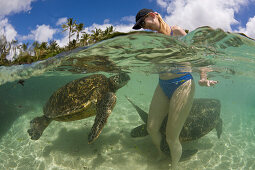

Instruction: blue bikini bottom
[159,73,193,99]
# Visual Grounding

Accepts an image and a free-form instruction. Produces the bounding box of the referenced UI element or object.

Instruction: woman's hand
[198,79,218,87]
[199,67,218,87]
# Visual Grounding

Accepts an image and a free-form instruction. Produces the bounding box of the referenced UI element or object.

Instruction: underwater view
[1,27,255,170]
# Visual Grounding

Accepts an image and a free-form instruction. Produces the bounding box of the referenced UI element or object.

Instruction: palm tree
[105,26,114,34]
[68,39,77,49]
[20,42,29,56]
[91,28,103,43]
[0,35,7,52]
[62,18,77,45]
[0,35,10,64]
[0,35,8,61]
[11,40,18,60]
[75,23,84,42]
[38,42,48,57]
[22,43,28,51]
[80,32,90,46]
[32,41,40,58]
[103,26,114,39]
[49,40,59,52]
[16,44,22,57]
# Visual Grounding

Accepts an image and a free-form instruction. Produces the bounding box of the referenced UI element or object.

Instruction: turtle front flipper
[131,124,149,137]
[88,92,116,144]
[27,115,52,140]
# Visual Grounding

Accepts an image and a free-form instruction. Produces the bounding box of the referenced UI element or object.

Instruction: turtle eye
[114,76,120,84]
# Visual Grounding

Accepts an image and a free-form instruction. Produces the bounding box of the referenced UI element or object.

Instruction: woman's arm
[172,25,187,36]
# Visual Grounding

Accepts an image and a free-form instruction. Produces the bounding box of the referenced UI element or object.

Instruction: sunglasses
[139,13,150,28]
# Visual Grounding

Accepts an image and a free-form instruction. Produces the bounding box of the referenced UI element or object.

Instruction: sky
[0,0,255,48]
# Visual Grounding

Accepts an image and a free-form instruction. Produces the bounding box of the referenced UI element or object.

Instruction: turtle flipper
[160,137,198,160]
[216,118,223,139]
[125,96,148,123]
[88,92,116,144]
[27,116,52,140]
[131,124,149,137]
[180,149,198,161]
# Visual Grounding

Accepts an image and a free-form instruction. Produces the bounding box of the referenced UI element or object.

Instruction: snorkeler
[133,8,218,169]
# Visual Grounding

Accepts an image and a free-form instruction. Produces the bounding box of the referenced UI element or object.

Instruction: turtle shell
[179,98,221,141]
[159,98,221,141]
[43,74,111,121]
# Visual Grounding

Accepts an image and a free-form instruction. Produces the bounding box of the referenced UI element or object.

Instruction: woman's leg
[166,79,195,168]
[147,84,169,158]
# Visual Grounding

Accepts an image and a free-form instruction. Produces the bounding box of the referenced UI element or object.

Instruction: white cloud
[121,16,135,23]
[238,16,255,38]
[114,24,134,33]
[0,18,17,41]
[155,0,250,32]
[22,24,57,42]
[104,19,110,24]
[85,23,133,34]
[56,17,67,26]
[0,0,35,18]
[157,0,168,8]
[0,0,35,43]
[55,31,69,48]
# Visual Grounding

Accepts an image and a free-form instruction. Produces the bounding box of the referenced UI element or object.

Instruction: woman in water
[133,8,218,169]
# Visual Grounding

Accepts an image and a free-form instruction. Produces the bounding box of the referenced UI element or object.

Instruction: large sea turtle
[27,73,130,144]
[126,97,222,155]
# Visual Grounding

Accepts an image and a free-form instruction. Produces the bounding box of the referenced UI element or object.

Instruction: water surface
[0,27,255,169]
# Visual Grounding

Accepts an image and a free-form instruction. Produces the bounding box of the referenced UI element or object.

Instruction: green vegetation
[0,18,116,66]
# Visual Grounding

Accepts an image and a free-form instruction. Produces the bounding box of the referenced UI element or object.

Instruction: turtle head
[109,72,130,90]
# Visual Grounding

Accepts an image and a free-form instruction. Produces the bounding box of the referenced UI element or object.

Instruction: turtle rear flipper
[131,124,149,137]
[125,96,148,123]
[180,149,198,161]
[160,136,198,159]
[216,118,223,139]
[27,116,52,140]
[88,92,116,144]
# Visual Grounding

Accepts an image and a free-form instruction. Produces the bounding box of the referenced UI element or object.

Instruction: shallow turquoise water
[0,27,255,169]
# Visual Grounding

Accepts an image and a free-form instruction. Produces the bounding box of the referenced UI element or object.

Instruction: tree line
[0,18,115,66]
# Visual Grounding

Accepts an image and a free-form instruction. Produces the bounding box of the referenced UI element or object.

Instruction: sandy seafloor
[0,72,255,170]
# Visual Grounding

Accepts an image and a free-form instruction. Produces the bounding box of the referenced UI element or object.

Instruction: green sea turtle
[27,73,130,144]
[126,97,222,155]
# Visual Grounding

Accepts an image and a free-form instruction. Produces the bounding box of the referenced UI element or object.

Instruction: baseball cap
[132,8,154,30]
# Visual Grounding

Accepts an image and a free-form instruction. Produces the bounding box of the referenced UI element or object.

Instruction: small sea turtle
[27,73,130,144]
[126,97,222,155]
